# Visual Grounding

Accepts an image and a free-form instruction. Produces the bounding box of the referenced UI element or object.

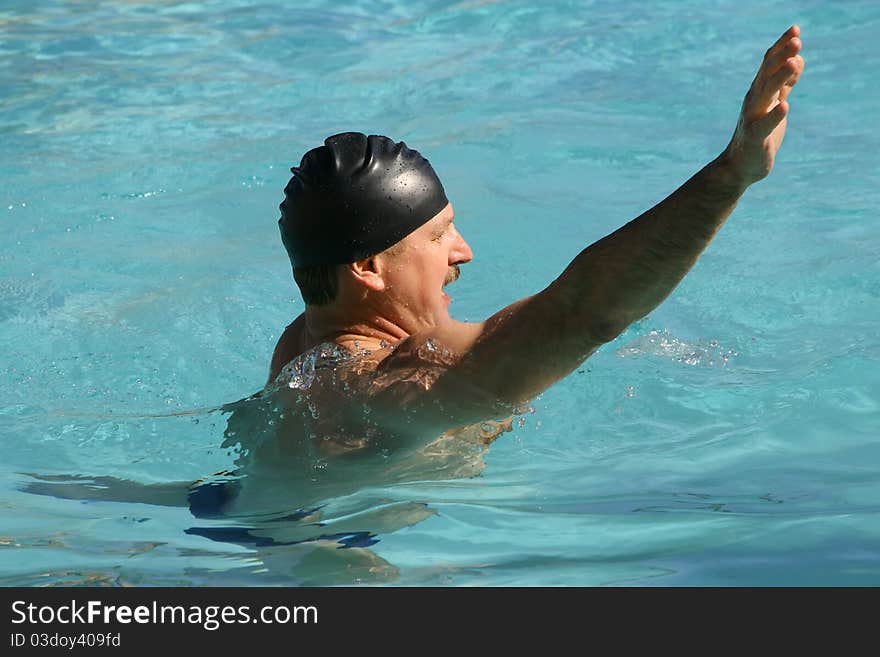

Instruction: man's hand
[723,25,805,186]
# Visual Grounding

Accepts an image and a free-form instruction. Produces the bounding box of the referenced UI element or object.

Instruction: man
[263,26,804,457]
[23,27,805,557]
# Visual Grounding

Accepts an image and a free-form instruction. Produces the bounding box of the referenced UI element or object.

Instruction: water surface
[1,0,879,585]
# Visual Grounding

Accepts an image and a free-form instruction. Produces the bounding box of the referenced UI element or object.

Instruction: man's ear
[347,256,386,292]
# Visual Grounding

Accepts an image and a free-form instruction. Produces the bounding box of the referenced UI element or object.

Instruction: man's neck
[303,307,409,354]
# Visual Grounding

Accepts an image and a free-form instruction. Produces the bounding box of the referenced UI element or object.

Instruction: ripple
[0,278,65,322]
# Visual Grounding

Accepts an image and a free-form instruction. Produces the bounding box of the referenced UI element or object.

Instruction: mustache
[443,265,460,286]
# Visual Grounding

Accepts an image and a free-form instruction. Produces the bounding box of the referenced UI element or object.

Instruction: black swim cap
[279,132,449,268]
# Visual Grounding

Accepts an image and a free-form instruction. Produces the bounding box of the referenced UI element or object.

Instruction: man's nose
[450,233,473,265]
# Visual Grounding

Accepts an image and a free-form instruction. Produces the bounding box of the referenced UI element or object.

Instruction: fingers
[755,32,801,98]
[754,25,801,91]
[762,25,800,67]
[777,54,805,103]
[745,26,804,117]
[754,54,803,109]
[753,99,788,140]
[763,36,801,77]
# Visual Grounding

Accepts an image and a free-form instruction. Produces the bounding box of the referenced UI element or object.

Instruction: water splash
[616,329,738,367]
[276,342,351,391]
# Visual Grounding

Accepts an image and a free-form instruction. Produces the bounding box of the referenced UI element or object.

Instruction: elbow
[585,317,630,345]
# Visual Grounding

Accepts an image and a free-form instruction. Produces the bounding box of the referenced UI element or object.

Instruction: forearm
[549,152,749,342]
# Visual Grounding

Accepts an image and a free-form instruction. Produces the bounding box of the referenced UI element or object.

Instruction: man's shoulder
[268,314,306,384]
[376,319,484,372]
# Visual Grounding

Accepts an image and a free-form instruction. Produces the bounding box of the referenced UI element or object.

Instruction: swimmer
[21,27,805,570]
[265,26,805,455]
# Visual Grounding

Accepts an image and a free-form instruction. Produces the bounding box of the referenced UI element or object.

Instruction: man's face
[378,203,473,331]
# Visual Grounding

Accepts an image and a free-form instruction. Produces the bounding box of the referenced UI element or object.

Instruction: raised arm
[378,26,805,427]
[539,23,805,344]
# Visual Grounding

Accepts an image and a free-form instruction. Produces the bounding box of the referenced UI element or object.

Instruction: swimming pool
[2,0,878,586]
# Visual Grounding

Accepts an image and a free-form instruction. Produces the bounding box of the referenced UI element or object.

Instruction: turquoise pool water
[1,0,878,586]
